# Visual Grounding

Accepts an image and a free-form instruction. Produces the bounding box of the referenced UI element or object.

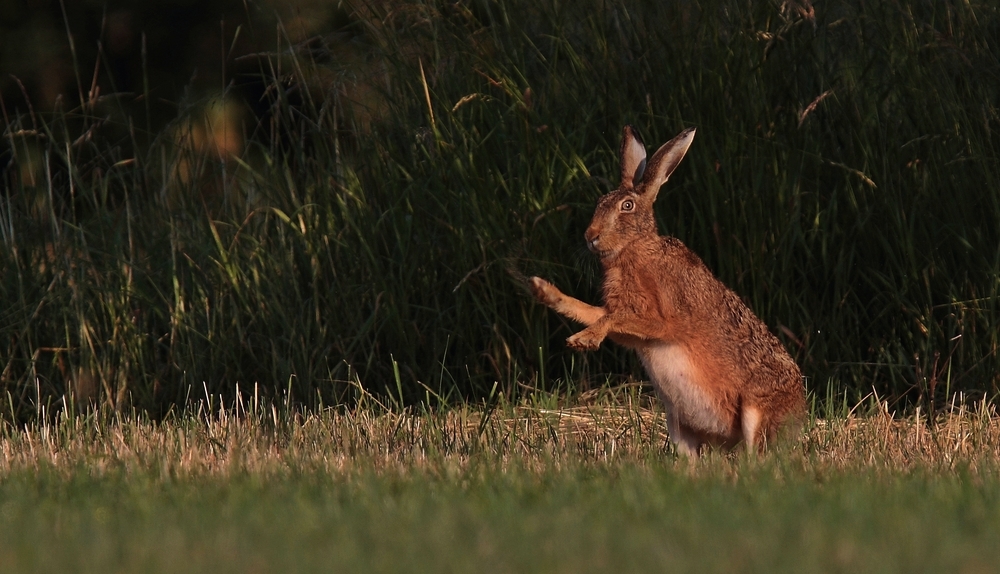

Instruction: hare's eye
[621,199,635,212]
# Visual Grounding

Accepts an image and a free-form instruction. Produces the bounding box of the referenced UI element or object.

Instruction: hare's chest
[601,259,679,318]
[601,272,660,314]
[638,343,729,436]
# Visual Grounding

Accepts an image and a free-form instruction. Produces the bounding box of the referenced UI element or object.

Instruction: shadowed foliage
[1,0,999,419]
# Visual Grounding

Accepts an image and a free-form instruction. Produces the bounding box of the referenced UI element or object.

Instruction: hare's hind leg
[670,422,702,458]
[740,404,764,453]
[657,392,701,457]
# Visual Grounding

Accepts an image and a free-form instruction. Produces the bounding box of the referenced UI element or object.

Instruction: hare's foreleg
[530,277,606,325]
[565,313,670,351]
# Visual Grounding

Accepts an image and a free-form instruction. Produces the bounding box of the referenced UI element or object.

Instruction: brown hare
[530,126,806,456]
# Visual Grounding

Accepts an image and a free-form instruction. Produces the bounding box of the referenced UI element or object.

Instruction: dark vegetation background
[1,0,998,420]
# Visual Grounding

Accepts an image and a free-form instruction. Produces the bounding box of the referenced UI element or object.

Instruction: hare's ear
[639,127,696,199]
[619,125,647,189]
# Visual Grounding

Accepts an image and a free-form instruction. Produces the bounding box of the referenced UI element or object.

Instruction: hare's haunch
[531,126,806,456]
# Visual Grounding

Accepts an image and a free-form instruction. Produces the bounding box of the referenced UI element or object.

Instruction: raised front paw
[566,328,603,351]
[529,276,563,308]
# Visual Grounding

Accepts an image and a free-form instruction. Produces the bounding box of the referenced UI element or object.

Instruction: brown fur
[531,126,806,456]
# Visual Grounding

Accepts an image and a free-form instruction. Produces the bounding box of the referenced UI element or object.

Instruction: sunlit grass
[3,394,1000,573]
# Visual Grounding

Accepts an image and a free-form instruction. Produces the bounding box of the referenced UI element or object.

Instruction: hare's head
[584,126,695,259]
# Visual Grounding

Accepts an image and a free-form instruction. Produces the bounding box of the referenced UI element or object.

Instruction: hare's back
[655,235,801,379]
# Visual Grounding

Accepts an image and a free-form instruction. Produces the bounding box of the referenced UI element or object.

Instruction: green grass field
[6,460,998,573]
[3,395,1000,573]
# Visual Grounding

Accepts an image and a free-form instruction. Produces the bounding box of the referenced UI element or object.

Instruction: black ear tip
[622,124,643,145]
[664,126,696,148]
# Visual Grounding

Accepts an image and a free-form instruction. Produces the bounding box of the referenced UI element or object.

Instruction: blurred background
[0,0,342,114]
[1,0,998,419]
[0,0,369,181]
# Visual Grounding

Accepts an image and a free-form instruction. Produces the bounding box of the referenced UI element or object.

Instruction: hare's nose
[585,230,600,252]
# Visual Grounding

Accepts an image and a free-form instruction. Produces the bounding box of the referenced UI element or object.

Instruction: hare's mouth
[586,237,601,253]
[587,237,614,258]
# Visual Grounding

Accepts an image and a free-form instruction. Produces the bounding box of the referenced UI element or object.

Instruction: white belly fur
[638,343,729,437]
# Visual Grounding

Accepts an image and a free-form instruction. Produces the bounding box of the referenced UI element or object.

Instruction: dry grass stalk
[3,397,1000,478]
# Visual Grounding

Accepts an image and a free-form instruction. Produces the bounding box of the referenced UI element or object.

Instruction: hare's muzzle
[584,229,601,253]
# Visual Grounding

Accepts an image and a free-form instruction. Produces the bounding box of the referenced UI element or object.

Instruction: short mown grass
[3,393,1000,573]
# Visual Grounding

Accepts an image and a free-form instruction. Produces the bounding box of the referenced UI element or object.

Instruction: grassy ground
[3,393,1000,573]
